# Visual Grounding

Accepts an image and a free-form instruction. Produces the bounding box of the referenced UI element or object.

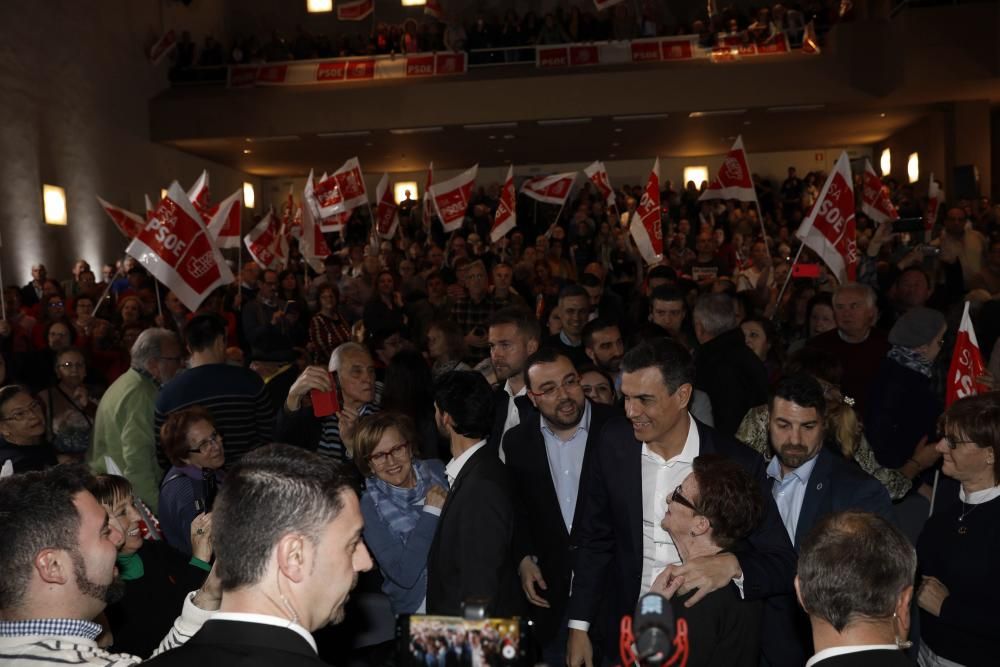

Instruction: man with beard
[0,464,220,666]
[426,372,521,618]
[503,349,619,667]
[488,309,540,461]
[145,444,373,667]
[582,319,624,394]
[766,374,892,549]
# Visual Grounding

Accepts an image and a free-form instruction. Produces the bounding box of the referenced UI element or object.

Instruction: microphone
[633,593,675,667]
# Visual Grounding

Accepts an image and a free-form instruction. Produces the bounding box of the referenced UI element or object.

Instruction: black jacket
[426,443,523,617]
[567,416,804,666]
[502,401,619,642]
[808,648,913,667]
[694,328,769,436]
[144,619,325,667]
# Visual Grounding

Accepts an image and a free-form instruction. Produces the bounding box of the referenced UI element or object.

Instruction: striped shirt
[317,382,383,461]
[0,591,211,666]
[154,364,275,467]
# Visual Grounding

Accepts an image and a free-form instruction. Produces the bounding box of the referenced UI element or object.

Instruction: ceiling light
[688,109,747,118]
[389,126,444,135]
[42,185,67,226]
[401,0,427,6]
[880,148,891,176]
[614,127,624,133]
[537,118,592,126]
[243,149,252,154]
[489,135,496,140]
[503,134,515,140]
[317,130,372,138]
[462,122,518,130]
[243,183,255,209]
[307,0,333,13]
[611,113,670,122]
[907,152,919,184]
[765,104,826,112]
[880,113,886,118]
[683,166,709,187]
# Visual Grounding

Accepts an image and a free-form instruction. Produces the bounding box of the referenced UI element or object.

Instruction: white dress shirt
[541,401,591,533]
[806,644,899,667]
[210,612,317,653]
[498,380,527,463]
[766,454,820,544]
[445,439,487,487]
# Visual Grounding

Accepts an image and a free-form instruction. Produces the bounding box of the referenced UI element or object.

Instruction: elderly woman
[916,392,1000,667]
[654,454,764,666]
[425,318,469,379]
[354,412,447,615]
[158,406,225,556]
[0,384,56,472]
[39,347,100,463]
[88,474,211,657]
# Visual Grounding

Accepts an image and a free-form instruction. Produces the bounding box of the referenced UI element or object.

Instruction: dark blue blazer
[567,416,805,666]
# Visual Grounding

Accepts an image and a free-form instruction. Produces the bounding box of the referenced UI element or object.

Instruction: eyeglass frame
[528,373,582,399]
[941,434,979,450]
[188,430,223,454]
[669,486,698,512]
[367,441,411,468]
[0,399,43,423]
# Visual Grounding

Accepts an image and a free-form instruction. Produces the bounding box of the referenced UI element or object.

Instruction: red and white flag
[300,186,332,273]
[422,162,435,223]
[313,171,345,220]
[144,194,155,221]
[583,160,616,211]
[491,165,517,243]
[699,136,756,202]
[97,197,145,239]
[243,208,288,271]
[520,172,576,206]
[332,157,368,212]
[630,158,663,266]
[795,152,857,284]
[429,164,478,233]
[947,301,987,407]
[861,160,898,226]
[187,170,211,217]
[425,0,445,19]
[374,173,400,239]
[926,173,943,231]
[206,189,243,248]
[337,0,374,21]
[126,181,233,311]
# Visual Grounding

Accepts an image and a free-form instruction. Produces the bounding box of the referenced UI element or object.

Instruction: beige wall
[0,0,257,286]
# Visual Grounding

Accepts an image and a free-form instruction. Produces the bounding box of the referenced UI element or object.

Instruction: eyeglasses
[48,301,65,308]
[1,400,42,422]
[942,434,977,450]
[188,431,222,454]
[367,442,410,468]
[669,486,697,512]
[528,374,581,399]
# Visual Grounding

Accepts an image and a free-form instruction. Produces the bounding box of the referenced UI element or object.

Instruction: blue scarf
[888,344,933,378]
[368,459,447,539]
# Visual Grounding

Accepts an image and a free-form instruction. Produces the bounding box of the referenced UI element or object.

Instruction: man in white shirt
[797,511,915,667]
[0,465,219,667]
[487,308,540,461]
[426,371,522,618]
[143,444,373,667]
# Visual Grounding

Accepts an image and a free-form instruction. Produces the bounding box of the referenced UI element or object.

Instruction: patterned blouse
[308,312,352,363]
[735,404,912,500]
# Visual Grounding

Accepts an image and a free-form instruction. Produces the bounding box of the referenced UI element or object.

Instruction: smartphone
[397,615,532,667]
[919,244,942,256]
[310,372,341,418]
[792,264,821,278]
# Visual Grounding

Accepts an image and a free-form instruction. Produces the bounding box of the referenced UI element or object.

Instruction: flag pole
[770,243,805,321]
[91,265,124,318]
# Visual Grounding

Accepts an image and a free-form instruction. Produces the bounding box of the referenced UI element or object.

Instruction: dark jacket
[502,401,618,642]
[808,648,913,667]
[488,386,536,456]
[426,444,523,617]
[567,416,804,666]
[694,328,768,436]
[0,438,57,473]
[864,357,942,471]
[144,619,325,667]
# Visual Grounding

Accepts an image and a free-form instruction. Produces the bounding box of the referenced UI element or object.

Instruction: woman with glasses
[655,454,765,666]
[39,347,100,463]
[86,473,210,658]
[915,392,1000,667]
[353,412,448,615]
[158,406,225,556]
[0,384,56,473]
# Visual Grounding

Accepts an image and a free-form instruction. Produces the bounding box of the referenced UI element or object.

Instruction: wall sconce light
[43,185,67,225]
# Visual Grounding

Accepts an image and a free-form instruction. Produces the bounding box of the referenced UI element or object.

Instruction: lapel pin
[816,482,823,491]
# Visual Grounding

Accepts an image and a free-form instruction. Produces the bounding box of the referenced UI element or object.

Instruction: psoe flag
[127,181,233,312]
[491,165,517,243]
[699,135,756,202]
[374,173,400,239]
[630,158,663,266]
[332,157,369,212]
[206,189,243,248]
[946,301,987,407]
[243,208,288,272]
[520,172,576,206]
[794,152,857,284]
[187,170,211,217]
[429,164,478,233]
[97,197,145,239]
[861,160,897,226]
[583,161,615,211]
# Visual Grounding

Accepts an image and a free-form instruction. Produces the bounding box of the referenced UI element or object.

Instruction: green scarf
[116,551,145,581]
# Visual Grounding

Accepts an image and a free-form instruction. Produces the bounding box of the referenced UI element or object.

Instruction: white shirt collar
[806,645,899,667]
[445,439,487,486]
[641,414,699,465]
[211,612,317,653]
[503,379,526,398]
[960,484,1000,505]
[766,451,820,484]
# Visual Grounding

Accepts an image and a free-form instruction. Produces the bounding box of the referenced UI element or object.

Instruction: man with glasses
[89,329,183,513]
[154,314,274,468]
[450,260,495,364]
[503,348,620,667]
[426,371,521,617]
[241,269,288,356]
[0,385,55,473]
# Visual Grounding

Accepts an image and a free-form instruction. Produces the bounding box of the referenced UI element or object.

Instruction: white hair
[834,282,876,309]
[329,341,370,373]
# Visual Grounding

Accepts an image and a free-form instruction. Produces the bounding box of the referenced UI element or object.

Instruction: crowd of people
[1,155,998,667]
[169,0,846,79]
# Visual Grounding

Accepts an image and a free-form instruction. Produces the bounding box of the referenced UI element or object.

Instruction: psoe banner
[228,51,467,87]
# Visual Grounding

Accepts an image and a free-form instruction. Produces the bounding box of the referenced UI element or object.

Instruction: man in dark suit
[145,444,374,667]
[427,371,522,617]
[797,512,915,667]
[19,263,46,308]
[566,339,802,667]
[503,348,620,667]
[692,292,769,436]
[766,374,893,549]
[487,308,540,460]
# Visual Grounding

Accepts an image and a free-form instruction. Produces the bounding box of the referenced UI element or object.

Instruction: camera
[396,614,533,666]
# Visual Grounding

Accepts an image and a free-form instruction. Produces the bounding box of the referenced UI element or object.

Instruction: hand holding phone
[311,372,341,418]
